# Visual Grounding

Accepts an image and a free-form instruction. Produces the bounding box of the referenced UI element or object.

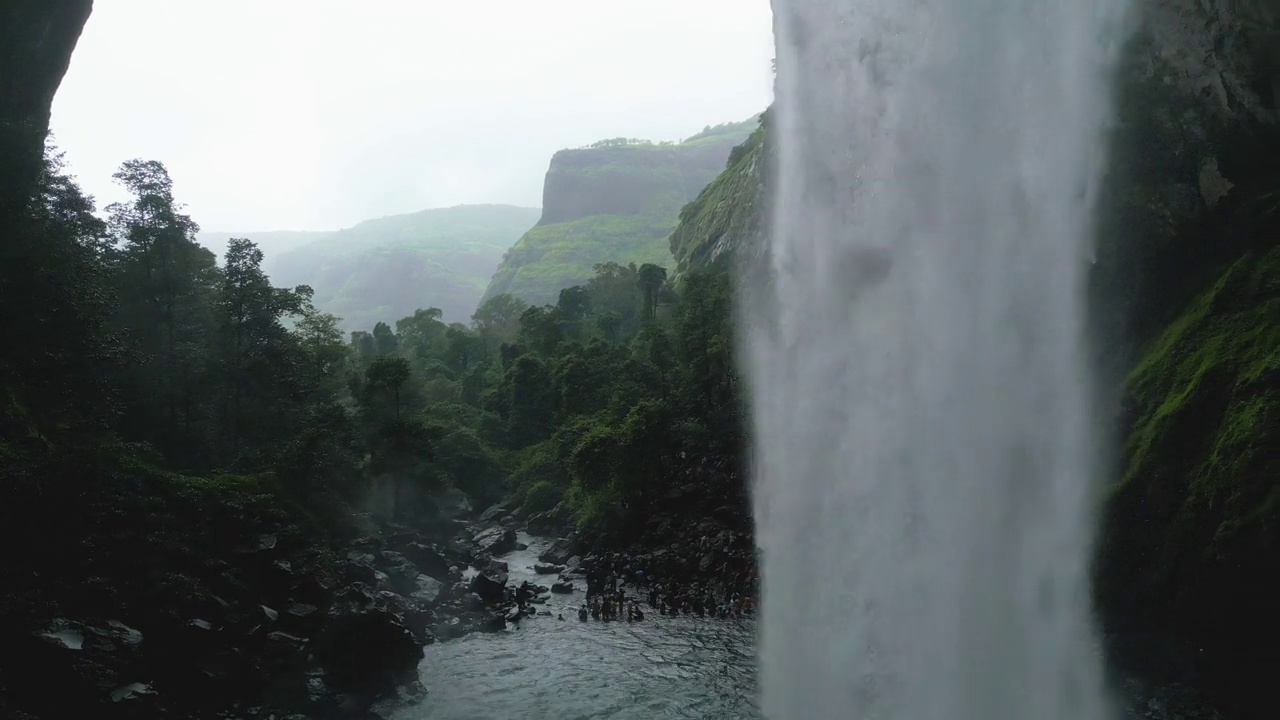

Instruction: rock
[486,559,510,574]
[469,571,507,604]
[400,542,451,580]
[550,581,574,594]
[259,605,279,623]
[377,550,422,595]
[412,575,445,603]
[286,603,318,620]
[10,619,150,717]
[533,563,563,575]
[538,537,574,565]
[478,504,508,523]
[515,542,529,550]
[564,555,582,568]
[314,587,424,697]
[473,526,518,556]
[262,630,309,666]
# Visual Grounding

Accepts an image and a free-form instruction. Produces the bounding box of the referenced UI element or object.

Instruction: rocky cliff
[0,0,94,230]
[668,112,771,279]
[479,121,756,307]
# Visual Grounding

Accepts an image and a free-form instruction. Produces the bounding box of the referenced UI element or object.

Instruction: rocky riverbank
[0,511,551,720]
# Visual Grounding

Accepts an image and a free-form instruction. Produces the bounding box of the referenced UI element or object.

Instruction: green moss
[1099,243,1279,652]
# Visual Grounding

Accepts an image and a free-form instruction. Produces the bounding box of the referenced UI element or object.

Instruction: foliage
[345,251,744,542]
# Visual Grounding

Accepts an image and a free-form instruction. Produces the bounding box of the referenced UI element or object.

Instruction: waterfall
[748,1,1129,718]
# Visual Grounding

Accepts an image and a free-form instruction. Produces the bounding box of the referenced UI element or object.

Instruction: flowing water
[749,1,1129,719]
[391,532,760,720]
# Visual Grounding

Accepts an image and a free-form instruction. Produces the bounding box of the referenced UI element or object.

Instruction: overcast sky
[50,0,774,232]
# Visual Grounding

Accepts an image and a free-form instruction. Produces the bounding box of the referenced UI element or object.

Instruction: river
[390,531,759,720]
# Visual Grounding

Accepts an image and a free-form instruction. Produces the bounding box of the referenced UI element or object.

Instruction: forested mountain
[200,205,540,329]
[479,121,755,307]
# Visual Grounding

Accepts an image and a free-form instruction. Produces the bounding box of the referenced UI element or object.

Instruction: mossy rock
[1097,242,1278,682]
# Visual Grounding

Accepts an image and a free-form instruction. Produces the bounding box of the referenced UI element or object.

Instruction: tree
[0,143,117,441]
[372,321,399,355]
[473,293,528,355]
[365,355,412,420]
[637,263,668,321]
[557,285,591,321]
[107,159,220,465]
[396,307,445,352]
[215,237,309,462]
[518,305,563,357]
[443,324,484,374]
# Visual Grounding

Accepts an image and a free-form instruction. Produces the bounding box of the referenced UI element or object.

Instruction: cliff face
[1089,2,1280,712]
[479,121,755,307]
[0,0,94,227]
[538,129,750,225]
[668,112,771,279]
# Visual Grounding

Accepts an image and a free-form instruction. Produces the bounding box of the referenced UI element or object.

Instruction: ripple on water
[390,532,759,720]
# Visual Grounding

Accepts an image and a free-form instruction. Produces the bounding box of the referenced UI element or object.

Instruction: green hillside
[212,204,540,330]
[480,119,757,307]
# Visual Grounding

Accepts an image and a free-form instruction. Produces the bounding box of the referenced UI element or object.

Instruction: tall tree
[107,159,219,465]
[637,263,668,321]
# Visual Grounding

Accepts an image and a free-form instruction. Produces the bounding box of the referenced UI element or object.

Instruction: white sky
[50,0,775,231]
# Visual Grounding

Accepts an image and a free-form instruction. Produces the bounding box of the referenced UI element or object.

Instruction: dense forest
[0,134,749,717]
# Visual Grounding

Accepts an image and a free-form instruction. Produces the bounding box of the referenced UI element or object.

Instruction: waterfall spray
[748,1,1129,718]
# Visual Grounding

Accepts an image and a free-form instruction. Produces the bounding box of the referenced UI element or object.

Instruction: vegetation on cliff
[480,120,755,307]
[1097,241,1278,712]
[202,204,540,330]
[669,111,771,278]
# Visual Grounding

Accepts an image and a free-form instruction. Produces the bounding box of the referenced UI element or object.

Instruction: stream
[390,531,759,720]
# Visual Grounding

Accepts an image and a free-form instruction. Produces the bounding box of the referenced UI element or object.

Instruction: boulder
[412,575,445,603]
[478,504,508,523]
[376,550,422,595]
[399,542,451,580]
[473,526,518,556]
[550,581,574,594]
[533,563,563,575]
[6,619,150,717]
[314,585,424,697]
[538,537,574,565]
[469,571,507,604]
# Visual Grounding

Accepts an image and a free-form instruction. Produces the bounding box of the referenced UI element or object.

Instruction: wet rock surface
[0,514,527,720]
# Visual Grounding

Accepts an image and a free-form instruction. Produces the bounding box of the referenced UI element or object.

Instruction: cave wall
[0,0,94,228]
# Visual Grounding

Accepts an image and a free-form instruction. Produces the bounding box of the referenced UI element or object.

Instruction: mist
[49,0,775,232]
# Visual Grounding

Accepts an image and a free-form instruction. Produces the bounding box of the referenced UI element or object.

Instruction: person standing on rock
[516,580,532,612]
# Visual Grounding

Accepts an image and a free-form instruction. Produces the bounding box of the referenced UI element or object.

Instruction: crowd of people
[575,550,757,623]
